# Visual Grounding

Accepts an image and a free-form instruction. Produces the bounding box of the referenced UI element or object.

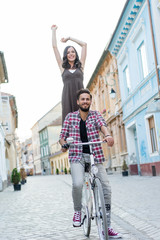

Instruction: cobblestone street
[0,174,160,240]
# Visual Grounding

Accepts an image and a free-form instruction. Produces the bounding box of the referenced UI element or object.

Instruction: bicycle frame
[67,138,108,240]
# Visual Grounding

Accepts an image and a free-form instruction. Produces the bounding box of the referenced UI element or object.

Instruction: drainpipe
[147,0,160,99]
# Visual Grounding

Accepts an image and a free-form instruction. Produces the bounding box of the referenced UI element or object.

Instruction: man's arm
[101,125,114,147]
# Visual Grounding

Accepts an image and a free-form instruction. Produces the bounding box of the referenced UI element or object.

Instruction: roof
[48,115,62,127]
[87,0,144,88]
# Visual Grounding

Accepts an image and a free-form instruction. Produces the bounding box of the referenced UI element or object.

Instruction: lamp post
[99,71,118,100]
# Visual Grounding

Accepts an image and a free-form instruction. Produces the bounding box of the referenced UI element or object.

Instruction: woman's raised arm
[51,25,63,73]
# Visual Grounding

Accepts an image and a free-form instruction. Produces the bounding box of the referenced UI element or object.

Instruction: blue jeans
[70,153,111,226]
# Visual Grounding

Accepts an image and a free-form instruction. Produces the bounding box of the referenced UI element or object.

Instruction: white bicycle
[67,138,108,240]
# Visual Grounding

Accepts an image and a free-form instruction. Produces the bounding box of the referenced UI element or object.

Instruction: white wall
[0,125,7,190]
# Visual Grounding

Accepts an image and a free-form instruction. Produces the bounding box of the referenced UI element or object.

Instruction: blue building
[108,0,160,176]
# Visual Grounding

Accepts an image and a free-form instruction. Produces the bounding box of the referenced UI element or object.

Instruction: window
[138,41,148,79]
[102,90,106,110]
[148,116,158,153]
[45,130,48,139]
[43,146,46,156]
[110,130,115,156]
[40,133,43,143]
[46,145,49,155]
[94,90,97,109]
[41,147,43,157]
[123,66,131,95]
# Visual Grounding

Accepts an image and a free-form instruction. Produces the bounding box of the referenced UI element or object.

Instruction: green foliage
[11,168,21,184]
[122,159,128,171]
[64,167,67,174]
[56,168,59,175]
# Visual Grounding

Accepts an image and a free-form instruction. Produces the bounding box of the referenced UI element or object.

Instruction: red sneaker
[108,227,122,238]
[73,211,81,227]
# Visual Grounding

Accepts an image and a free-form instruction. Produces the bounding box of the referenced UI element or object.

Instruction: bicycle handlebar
[66,137,106,146]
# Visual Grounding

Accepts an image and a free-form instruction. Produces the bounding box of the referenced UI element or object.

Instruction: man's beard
[79,105,90,112]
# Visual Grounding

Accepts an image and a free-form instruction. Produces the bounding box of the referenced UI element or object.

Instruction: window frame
[123,65,131,96]
[145,113,159,156]
[137,41,148,80]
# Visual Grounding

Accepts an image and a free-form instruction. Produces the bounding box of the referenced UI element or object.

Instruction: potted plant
[11,168,21,191]
[56,168,59,175]
[64,167,67,174]
[20,168,27,184]
[122,159,128,176]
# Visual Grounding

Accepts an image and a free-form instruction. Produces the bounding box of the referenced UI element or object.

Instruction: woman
[51,25,87,123]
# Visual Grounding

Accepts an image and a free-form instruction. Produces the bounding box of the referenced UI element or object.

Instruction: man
[59,89,122,238]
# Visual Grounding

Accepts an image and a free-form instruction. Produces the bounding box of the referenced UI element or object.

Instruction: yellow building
[87,50,128,172]
[50,141,70,175]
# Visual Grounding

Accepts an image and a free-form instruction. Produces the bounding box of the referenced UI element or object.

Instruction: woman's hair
[76,88,92,100]
[62,46,82,69]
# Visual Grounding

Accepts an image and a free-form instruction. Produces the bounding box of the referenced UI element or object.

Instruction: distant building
[31,122,41,175]
[49,116,70,175]
[21,138,34,176]
[31,102,62,175]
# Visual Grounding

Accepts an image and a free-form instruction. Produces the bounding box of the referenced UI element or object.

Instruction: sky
[0,0,126,141]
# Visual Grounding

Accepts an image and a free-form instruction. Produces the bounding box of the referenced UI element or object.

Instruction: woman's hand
[51,24,58,30]
[61,37,69,43]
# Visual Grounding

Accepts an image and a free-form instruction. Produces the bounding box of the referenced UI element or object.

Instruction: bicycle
[67,137,108,240]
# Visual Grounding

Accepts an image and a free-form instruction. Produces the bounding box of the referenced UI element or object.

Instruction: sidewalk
[0,174,160,240]
[108,174,160,240]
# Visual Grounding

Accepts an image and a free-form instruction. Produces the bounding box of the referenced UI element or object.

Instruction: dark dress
[62,68,84,123]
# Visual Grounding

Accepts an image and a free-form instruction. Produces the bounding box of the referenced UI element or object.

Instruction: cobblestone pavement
[0,174,160,240]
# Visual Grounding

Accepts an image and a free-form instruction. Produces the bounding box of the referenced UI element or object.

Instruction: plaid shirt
[60,110,107,163]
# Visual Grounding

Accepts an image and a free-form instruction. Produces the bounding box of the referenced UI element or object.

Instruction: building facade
[31,122,41,175]
[108,0,160,176]
[31,102,62,174]
[21,138,34,175]
[50,142,69,175]
[0,51,9,191]
[87,51,128,172]
[0,93,18,176]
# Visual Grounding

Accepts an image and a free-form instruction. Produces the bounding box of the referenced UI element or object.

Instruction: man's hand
[61,143,69,152]
[103,135,114,147]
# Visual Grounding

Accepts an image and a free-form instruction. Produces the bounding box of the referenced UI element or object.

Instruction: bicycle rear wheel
[94,178,108,240]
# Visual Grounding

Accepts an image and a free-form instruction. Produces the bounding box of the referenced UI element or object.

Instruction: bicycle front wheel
[82,205,91,237]
[81,177,91,237]
[94,178,108,240]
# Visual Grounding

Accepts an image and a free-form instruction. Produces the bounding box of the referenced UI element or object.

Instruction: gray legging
[70,153,112,226]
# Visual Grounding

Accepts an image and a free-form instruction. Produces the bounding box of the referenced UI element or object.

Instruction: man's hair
[76,88,92,100]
